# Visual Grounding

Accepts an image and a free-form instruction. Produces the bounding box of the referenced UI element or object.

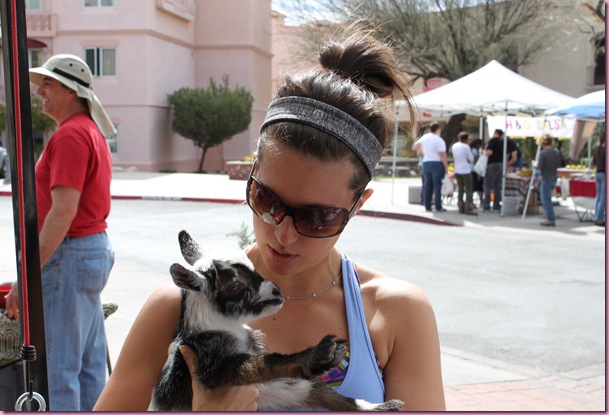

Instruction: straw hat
[29,54,117,137]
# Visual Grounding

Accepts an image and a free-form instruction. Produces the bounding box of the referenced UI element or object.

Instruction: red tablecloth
[569,179,596,198]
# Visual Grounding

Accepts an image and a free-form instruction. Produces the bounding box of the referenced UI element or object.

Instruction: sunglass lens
[294,207,347,237]
[248,179,285,225]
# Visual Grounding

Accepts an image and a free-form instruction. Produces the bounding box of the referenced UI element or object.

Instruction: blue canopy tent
[545,90,605,121]
[521,90,606,218]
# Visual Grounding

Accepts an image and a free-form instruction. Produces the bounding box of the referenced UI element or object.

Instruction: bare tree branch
[278,0,601,81]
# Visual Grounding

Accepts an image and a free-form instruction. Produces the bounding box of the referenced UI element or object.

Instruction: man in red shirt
[5,54,115,411]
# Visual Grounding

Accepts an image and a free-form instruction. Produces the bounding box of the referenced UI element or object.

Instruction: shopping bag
[474,153,488,177]
[441,175,454,196]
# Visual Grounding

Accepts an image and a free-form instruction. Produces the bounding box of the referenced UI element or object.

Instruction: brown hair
[469,138,483,149]
[258,25,417,195]
[541,133,553,147]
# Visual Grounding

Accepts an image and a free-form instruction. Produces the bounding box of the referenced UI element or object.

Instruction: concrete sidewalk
[0,170,604,411]
[106,169,605,239]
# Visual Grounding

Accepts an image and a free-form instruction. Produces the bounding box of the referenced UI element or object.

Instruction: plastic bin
[503,196,519,216]
[408,185,422,204]
[0,360,24,411]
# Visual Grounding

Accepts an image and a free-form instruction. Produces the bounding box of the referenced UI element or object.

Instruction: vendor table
[504,175,537,201]
[569,179,597,222]
[569,179,596,198]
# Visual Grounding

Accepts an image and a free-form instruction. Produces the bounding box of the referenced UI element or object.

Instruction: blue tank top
[332,252,385,403]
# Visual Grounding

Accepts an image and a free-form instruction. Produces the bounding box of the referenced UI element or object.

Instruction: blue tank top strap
[334,251,385,403]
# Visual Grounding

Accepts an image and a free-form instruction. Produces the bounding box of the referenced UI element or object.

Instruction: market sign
[156,0,195,21]
[486,115,576,139]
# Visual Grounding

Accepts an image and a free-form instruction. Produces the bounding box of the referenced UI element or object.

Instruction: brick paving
[445,364,606,411]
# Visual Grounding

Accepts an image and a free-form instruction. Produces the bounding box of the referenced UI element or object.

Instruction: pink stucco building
[5,0,605,172]
[13,0,273,172]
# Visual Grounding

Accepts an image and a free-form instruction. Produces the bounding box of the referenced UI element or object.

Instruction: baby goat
[149,230,403,411]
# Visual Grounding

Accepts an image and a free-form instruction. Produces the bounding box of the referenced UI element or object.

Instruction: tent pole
[500,103,508,216]
[521,139,542,220]
[0,0,49,409]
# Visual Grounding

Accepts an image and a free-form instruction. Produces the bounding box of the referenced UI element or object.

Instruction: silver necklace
[284,270,343,300]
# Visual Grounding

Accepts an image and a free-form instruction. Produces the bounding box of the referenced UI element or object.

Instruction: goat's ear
[178,230,203,266]
[170,263,204,291]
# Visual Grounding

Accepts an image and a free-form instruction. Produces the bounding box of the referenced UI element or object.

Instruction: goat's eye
[228,281,243,293]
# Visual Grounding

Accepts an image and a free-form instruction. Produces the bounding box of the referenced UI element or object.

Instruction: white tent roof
[409,60,574,116]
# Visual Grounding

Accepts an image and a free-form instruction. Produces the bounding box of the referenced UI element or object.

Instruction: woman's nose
[273,214,299,246]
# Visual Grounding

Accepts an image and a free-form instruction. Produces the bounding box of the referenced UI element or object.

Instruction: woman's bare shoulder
[356,262,431,306]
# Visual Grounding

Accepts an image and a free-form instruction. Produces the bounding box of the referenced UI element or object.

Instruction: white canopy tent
[400,60,574,216]
[410,60,575,116]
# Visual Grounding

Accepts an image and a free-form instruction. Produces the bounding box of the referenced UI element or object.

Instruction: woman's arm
[367,276,446,411]
[94,284,182,411]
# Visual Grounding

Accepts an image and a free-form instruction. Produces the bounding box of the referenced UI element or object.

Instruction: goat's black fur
[149,230,403,411]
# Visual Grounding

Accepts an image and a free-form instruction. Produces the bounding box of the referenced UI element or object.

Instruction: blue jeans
[594,172,605,222]
[42,231,114,411]
[483,163,503,210]
[540,178,557,223]
[423,161,445,210]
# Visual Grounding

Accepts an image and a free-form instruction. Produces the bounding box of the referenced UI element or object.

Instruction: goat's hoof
[370,399,404,411]
[309,335,348,375]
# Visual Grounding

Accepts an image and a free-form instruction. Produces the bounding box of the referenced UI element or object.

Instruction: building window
[84,0,114,7]
[28,49,43,68]
[593,36,605,85]
[106,129,117,154]
[85,47,116,77]
[26,0,42,10]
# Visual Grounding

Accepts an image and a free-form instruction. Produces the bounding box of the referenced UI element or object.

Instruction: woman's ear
[357,188,374,212]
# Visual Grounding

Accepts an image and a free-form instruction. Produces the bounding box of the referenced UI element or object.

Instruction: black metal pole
[0,0,49,409]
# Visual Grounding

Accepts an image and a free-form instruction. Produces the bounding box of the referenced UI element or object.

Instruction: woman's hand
[179,345,260,411]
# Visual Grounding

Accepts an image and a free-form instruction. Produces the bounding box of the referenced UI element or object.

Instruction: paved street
[0,172,605,411]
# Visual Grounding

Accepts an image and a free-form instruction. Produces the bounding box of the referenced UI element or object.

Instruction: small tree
[30,95,57,135]
[168,76,253,173]
[0,95,56,149]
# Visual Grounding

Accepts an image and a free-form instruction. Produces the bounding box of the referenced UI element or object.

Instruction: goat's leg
[257,380,404,411]
[193,335,347,388]
[263,334,348,378]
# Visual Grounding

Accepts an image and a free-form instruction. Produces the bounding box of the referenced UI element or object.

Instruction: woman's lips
[267,245,296,264]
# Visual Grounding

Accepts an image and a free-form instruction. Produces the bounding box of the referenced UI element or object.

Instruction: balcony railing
[26,13,56,38]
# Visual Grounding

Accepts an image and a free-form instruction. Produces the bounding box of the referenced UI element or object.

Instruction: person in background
[0,142,8,183]
[483,129,517,212]
[413,137,425,204]
[511,141,524,171]
[451,132,477,215]
[4,54,116,410]
[93,27,445,412]
[469,138,484,205]
[415,122,448,212]
[592,129,605,227]
[536,134,562,227]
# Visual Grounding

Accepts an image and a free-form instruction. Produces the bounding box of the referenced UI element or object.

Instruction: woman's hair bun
[318,30,401,99]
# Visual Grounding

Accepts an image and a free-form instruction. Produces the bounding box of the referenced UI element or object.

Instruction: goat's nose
[272,286,281,296]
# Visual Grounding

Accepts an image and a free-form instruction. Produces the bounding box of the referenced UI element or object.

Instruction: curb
[0,190,462,227]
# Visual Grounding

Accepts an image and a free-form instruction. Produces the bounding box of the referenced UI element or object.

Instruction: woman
[94,28,446,411]
[470,138,484,205]
[592,130,606,227]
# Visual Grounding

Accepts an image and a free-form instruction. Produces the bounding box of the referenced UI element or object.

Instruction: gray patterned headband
[260,96,383,178]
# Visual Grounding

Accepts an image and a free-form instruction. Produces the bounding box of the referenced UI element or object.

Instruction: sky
[271,0,332,25]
